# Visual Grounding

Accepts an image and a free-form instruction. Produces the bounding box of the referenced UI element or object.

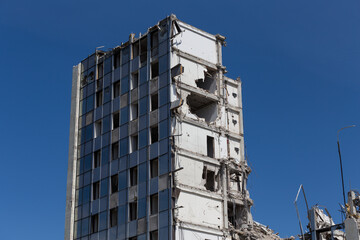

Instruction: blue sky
[1,0,359,239]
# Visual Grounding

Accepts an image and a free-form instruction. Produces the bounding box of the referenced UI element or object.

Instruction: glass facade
[74,20,171,240]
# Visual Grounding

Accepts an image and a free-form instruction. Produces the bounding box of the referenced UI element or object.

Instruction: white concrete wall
[178,122,220,158]
[172,21,218,64]
[226,80,241,108]
[175,226,223,240]
[176,191,223,229]
[175,155,220,191]
[227,109,241,135]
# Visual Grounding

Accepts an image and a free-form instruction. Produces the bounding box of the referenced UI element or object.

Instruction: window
[112,142,119,160]
[140,37,147,64]
[207,136,214,158]
[91,214,99,233]
[114,51,120,69]
[113,112,120,129]
[202,166,215,192]
[129,201,137,221]
[150,193,158,215]
[95,120,102,138]
[111,174,118,194]
[150,230,158,240]
[130,103,138,120]
[150,125,158,144]
[130,134,138,153]
[150,158,158,178]
[94,150,101,168]
[151,93,158,111]
[131,72,138,89]
[132,41,139,59]
[97,63,103,79]
[93,181,100,200]
[151,61,159,79]
[206,170,215,191]
[96,90,103,107]
[113,81,120,98]
[130,166,138,186]
[110,207,118,227]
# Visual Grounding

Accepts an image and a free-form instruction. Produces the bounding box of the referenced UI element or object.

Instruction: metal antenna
[337,125,356,208]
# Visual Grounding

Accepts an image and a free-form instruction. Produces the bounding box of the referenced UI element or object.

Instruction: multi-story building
[65,14,263,240]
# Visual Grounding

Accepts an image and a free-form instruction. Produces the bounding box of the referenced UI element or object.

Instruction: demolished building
[65,14,282,240]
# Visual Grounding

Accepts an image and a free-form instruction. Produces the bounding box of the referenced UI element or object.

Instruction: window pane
[100,178,108,197]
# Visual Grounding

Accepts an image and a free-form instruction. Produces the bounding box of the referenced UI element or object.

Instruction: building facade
[65,15,257,240]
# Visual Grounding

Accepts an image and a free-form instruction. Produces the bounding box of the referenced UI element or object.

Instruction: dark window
[113,81,120,98]
[130,166,138,186]
[150,194,158,215]
[112,142,119,160]
[95,120,102,138]
[150,125,159,144]
[114,52,120,69]
[151,61,159,79]
[131,135,138,152]
[133,41,139,59]
[130,103,138,120]
[207,136,214,158]
[91,214,99,233]
[131,72,138,89]
[94,150,101,168]
[140,37,147,64]
[110,207,118,227]
[113,112,120,129]
[150,230,158,240]
[96,91,103,107]
[129,201,137,221]
[150,158,158,178]
[97,63,103,79]
[93,181,100,200]
[151,93,158,111]
[111,174,118,194]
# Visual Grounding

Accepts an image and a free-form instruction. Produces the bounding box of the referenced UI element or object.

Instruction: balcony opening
[186,93,218,123]
[195,69,217,94]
